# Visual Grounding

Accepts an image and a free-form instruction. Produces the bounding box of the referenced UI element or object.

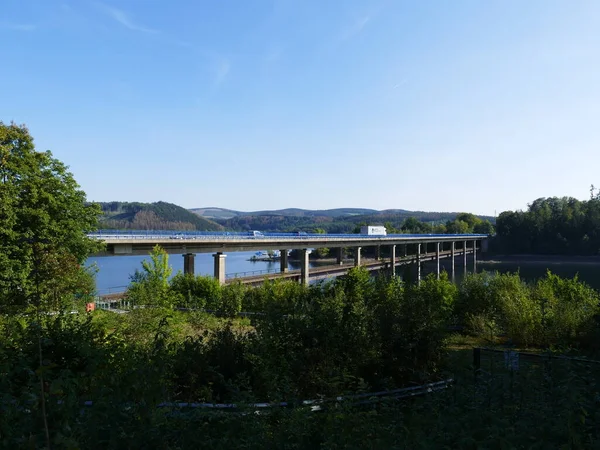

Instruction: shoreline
[481,254,600,265]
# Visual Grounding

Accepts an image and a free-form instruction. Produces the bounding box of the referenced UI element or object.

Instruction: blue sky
[2,0,600,215]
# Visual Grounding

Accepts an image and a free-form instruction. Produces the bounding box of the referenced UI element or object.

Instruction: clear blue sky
[2,1,600,216]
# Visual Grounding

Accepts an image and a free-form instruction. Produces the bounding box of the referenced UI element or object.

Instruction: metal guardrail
[88,230,488,241]
[226,268,281,279]
[46,379,453,413]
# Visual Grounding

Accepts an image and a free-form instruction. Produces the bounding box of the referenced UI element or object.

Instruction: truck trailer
[360,226,387,236]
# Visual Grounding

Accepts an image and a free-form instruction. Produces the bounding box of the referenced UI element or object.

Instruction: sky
[2,0,600,216]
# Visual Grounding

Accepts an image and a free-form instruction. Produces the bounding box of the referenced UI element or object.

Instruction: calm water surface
[88,252,330,294]
[89,253,600,295]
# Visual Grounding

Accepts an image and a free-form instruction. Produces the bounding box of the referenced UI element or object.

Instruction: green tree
[127,245,174,308]
[0,122,101,312]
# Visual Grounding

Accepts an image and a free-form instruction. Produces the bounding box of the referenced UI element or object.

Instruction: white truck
[360,226,387,236]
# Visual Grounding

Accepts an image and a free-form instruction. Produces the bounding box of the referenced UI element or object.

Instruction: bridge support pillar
[213,252,226,285]
[403,244,408,257]
[473,241,477,273]
[451,241,456,282]
[280,250,289,273]
[183,253,195,276]
[463,240,468,273]
[436,242,440,279]
[416,243,421,285]
[336,247,344,265]
[390,245,396,276]
[354,247,362,267]
[300,249,310,286]
[423,242,427,257]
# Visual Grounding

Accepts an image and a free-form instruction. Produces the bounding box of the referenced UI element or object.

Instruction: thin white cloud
[96,2,157,34]
[340,15,370,42]
[0,22,36,32]
[214,59,231,85]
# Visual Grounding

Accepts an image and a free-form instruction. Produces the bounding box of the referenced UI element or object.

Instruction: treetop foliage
[496,194,600,254]
[0,122,101,312]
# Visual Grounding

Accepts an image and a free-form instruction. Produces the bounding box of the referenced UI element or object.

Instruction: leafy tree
[0,122,101,312]
[126,245,174,308]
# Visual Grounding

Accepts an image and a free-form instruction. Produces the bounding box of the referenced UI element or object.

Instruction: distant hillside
[189,207,239,220]
[194,207,494,233]
[99,201,223,231]
[190,207,379,219]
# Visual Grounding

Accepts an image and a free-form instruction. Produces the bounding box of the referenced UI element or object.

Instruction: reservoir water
[89,252,330,295]
[89,253,600,295]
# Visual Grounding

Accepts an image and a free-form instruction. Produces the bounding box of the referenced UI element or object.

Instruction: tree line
[495,193,600,254]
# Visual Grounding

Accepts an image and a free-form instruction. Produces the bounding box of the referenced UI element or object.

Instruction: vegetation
[208,208,495,234]
[4,127,600,447]
[0,122,101,314]
[495,192,600,254]
[99,201,223,231]
[3,267,600,448]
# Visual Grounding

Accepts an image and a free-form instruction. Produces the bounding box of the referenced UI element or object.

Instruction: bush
[170,274,222,311]
[221,282,245,317]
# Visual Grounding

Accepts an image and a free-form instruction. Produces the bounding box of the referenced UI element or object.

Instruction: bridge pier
[416,243,421,284]
[403,244,408,257]
[336,247,344,265]
[354,247,362,267]
[451,241,456,282]
[389,245,396,276]
[280,250,289,273]
[213,252,226,285]
[436,242,440,279]
[183,253,195,276]
[473,241,477,272]
[300,249,310,286]
[463,240,468,273]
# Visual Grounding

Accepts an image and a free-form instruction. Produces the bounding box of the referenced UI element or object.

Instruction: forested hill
[98,201,223,231]
[199,208,494,234]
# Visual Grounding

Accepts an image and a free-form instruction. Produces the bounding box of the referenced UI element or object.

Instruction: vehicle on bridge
[361,226,387,236]
[248,230,264,238]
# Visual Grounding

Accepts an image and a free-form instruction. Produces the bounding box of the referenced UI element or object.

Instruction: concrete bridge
[90,231,488,285]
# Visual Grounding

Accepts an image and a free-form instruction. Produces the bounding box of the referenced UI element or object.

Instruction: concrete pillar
[403,244,408,257]
[451,241,456,283]
[436,242,440,279]
[354,247,362,267]
[473,241,477,272]
[416,243,421,285]
[300,249,310,286]
[463,240,468,273]
[183,253,195,276]
[280,250,289,273]
[336,247,344,265]
[423,242,427,257]
[390,245,396,276]
[213,252,226,285]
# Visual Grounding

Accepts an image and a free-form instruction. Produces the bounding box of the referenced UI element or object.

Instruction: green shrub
[170,273,222,311]
[221,282,245,317]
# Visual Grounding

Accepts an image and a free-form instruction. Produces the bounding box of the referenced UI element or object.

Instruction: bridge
[90,231,488,285]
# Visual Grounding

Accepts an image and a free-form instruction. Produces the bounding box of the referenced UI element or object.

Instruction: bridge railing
[88,230,489,241]
[226,268,282,280]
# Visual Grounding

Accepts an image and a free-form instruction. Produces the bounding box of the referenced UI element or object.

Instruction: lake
[88,253,600,295]
[88,252,332,295]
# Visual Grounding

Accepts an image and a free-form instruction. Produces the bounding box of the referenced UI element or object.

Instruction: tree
[0,122,101,312]
[127,245,174,308]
